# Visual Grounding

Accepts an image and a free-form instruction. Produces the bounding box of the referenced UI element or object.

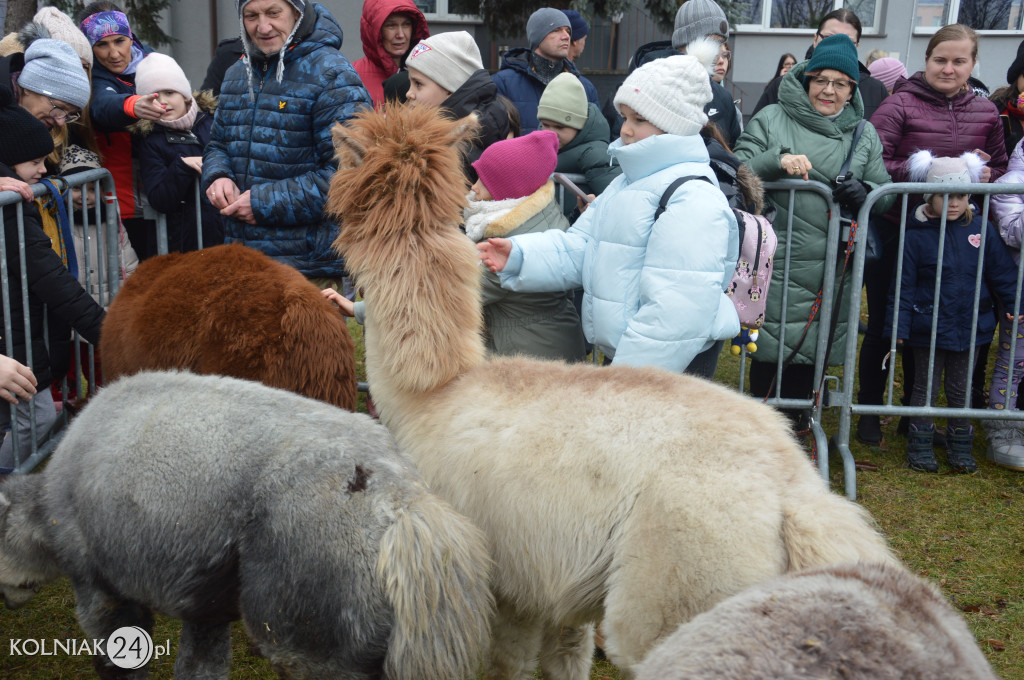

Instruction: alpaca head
[328,103,480,265]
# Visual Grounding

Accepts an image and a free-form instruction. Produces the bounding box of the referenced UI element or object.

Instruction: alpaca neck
[353,225,486,397]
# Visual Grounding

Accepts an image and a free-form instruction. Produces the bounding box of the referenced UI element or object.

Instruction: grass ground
[1,317,1021,679]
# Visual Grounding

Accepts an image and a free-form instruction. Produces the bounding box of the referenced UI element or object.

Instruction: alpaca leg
[485,598,543,680]
[538,623,594,680]
[174,621,231,679]
[73,585,155,679]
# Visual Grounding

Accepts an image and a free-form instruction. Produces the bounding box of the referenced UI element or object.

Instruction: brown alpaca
[100,243,357,410]
[328,104,899,680]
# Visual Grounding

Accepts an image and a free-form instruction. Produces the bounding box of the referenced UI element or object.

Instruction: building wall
[164,1,1022,122]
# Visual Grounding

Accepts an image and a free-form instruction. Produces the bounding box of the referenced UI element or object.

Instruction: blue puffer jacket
[492,47,598,133]
[202,3,371,278]
[890,205,1022,351]
[499,133,739,373]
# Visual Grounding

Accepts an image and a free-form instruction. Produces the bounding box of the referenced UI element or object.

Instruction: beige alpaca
[327,104,898,680]
[636,562,998,679]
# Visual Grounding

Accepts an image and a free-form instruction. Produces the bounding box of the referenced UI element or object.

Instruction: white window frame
[912,0,1024,34]
[420,0,481,23]
[734,0,883,35]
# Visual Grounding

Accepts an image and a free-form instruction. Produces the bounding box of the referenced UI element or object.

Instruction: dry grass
[2,318,1020,679]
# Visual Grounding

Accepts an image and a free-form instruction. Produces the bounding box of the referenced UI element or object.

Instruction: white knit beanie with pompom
[613,37,718,137]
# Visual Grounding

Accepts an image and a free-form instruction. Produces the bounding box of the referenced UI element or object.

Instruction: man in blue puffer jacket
[203,0,371,282]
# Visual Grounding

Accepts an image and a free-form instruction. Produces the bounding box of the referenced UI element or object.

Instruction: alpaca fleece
[636,561,997,680]
[100,243,357,410]
[0,371,493,679]
[327,103,898,680]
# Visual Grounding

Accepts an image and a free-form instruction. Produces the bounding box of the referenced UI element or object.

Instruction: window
[416,0,479,19]
[736,0,880,32]
[914,0,1024,30]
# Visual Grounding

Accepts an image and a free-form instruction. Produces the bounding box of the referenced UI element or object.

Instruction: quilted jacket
[499,133,740,373]
[890,205,1021,351]
[991,138,1024,259]
[202,3,371,278]
[733,60,893,366]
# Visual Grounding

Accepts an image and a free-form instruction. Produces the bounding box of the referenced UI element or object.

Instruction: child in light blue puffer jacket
[477,42,739,377]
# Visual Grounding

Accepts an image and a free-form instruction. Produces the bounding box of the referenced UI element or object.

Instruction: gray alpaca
[635,561,998,680]
[0,371,493,679]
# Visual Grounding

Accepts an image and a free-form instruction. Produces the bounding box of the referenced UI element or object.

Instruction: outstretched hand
[477,238,511,273]
[321,287,355,316]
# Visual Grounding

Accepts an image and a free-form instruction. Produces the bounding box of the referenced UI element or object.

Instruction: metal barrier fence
[0,168,122,474]
[832,182,1024,498]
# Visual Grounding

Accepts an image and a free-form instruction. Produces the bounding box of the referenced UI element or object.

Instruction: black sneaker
[857,415,882,444]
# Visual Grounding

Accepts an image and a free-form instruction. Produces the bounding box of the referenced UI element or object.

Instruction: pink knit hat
[472,130,559,200]
[868,57,908,91]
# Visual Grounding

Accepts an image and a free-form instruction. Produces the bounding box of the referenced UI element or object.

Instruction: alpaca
[635,561,998,679]
[99,243,357,410]
[0,371,493,680]
[326,103,899,680]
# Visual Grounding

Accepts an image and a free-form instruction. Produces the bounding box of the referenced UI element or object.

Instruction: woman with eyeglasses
[732,34,893,424]
[858,24,1008,446]
[76,2,159,259]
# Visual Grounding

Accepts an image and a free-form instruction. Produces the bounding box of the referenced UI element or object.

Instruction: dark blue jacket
[87,39,154,219]
[891,205,1023,351]
[202,3,371,278]
[134,95,224,253]
[492,47,598,133]
[441,68,510,183]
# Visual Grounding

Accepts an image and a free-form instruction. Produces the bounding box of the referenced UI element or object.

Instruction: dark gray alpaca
[0,371,493,679]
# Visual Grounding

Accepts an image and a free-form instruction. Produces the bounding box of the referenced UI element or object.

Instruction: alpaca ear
[450,113,481,154]
[332,122,365,169]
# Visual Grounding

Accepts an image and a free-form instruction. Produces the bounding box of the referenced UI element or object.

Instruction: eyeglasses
[47,97,80,124]
[808,76,855,93]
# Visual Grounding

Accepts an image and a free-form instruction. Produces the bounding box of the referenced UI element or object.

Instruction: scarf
[155,97,199,130]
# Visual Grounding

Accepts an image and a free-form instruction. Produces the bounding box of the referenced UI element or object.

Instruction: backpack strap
[38,177,77,276]
[655,175,713,221]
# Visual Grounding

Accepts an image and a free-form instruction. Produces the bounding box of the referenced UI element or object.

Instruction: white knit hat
[405,31,482,95]
[135,52,193,98]
[613,40,718,137]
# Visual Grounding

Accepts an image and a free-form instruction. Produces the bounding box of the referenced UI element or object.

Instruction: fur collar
[463,181,555,242]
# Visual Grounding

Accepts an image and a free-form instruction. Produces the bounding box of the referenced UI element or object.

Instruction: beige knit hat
[405,31,482,95]
[613,39,718,137]
[537,73,588,130]
[33,7,93,68]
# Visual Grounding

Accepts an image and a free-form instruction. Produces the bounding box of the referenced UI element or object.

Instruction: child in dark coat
[892,151,1024,474]
[0,89,105,472]
[132,52,224,253]
[537,72,621,217]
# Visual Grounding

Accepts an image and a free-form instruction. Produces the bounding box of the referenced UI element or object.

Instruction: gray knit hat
[405,31,482,95]
[672,0,730,50]
[17,39,91,109]
[527,8,570,50]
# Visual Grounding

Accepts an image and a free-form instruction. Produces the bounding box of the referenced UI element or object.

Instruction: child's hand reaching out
[321,287,354,316]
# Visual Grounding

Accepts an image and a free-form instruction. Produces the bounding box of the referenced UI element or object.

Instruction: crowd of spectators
[2,0,1024,475]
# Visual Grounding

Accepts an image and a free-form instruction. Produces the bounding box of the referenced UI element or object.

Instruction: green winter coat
[464,181,586,362]
[733,61,893,366]
[553,103,622,216]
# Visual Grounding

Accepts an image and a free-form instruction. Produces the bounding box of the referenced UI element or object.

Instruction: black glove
[832,176,870,212]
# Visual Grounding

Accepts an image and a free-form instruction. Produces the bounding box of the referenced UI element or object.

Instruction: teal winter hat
[804,33,860,84]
